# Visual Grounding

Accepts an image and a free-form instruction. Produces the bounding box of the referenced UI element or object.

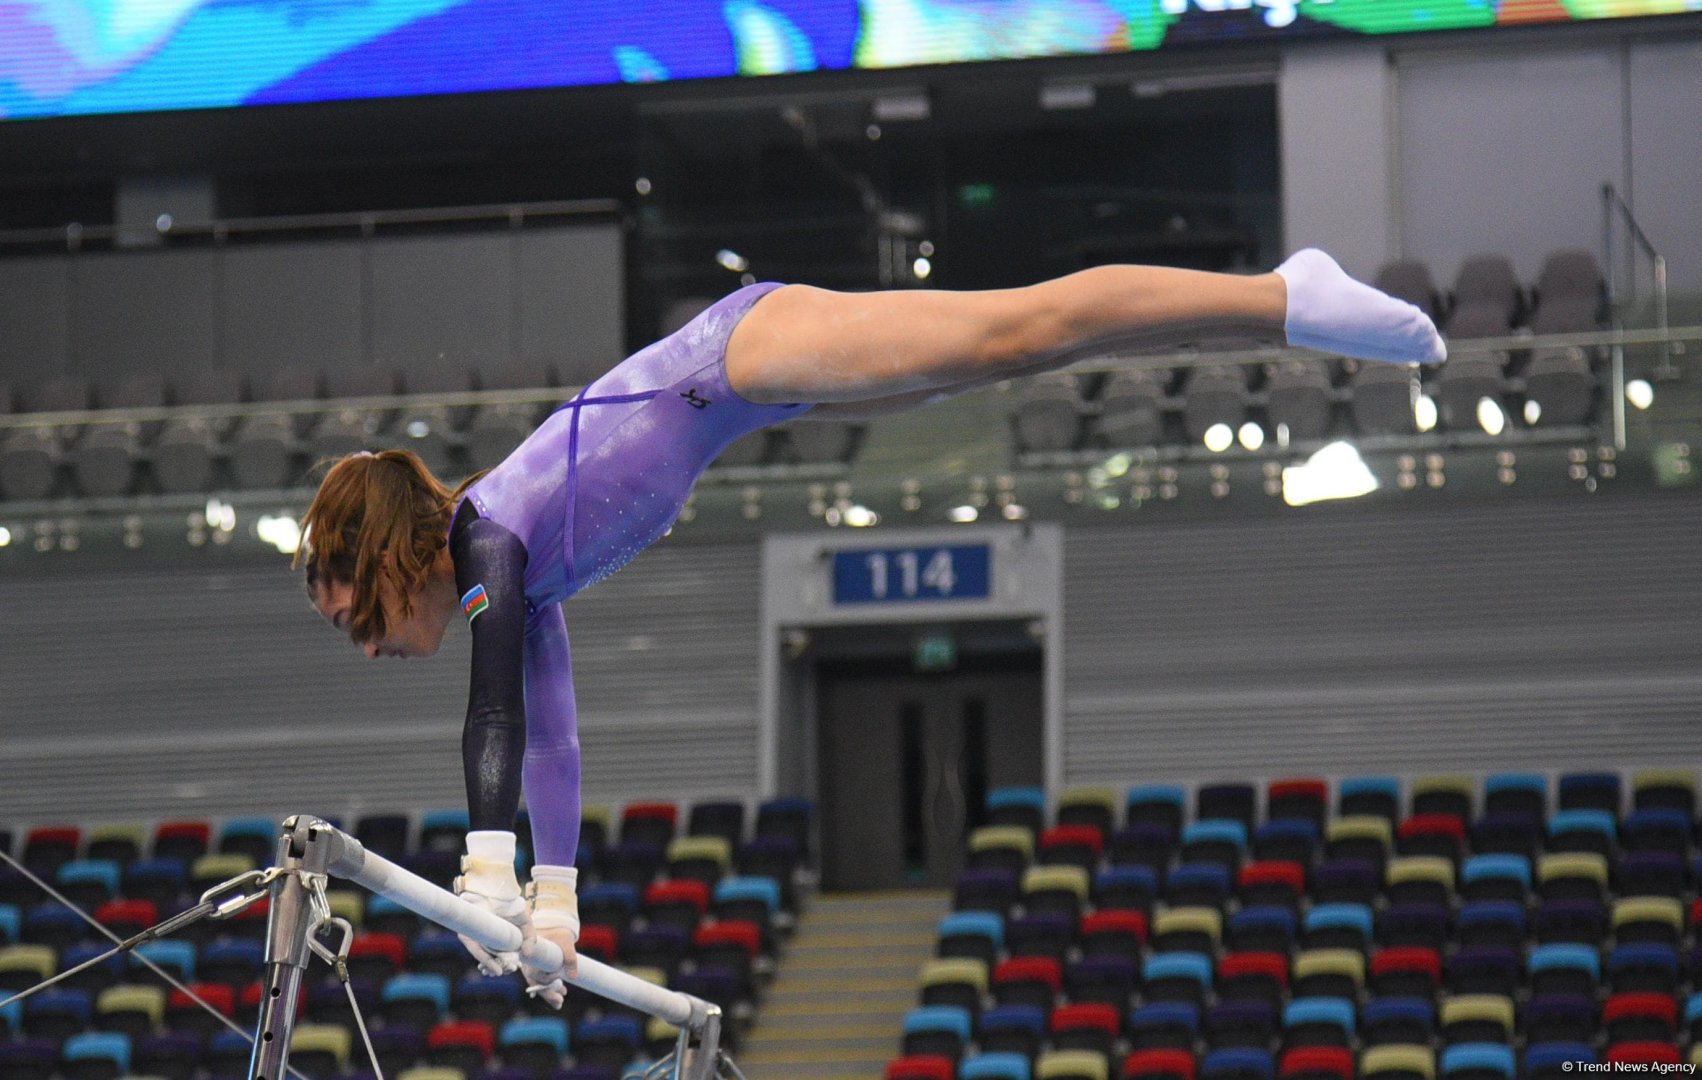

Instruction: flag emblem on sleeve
[461,585,489,624]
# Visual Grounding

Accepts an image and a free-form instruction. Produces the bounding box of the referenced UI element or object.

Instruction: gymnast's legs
[723,249,1444,417]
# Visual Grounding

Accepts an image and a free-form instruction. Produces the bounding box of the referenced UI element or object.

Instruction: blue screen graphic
[833,544,992,605]
[2,0,1695,120]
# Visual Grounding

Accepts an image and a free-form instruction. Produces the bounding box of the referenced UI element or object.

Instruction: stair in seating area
[736,890,948,1080]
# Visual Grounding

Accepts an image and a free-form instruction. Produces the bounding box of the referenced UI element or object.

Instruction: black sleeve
[449,500,530,834]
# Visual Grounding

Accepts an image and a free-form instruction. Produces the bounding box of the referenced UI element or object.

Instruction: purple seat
[0,1038,59,1080]
[952,868,1018,915]
[1310,858,1379,906]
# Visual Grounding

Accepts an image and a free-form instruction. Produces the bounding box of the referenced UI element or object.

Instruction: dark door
[818,661,1043,891]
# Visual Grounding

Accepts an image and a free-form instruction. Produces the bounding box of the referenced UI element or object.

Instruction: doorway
[814,626,1044,891]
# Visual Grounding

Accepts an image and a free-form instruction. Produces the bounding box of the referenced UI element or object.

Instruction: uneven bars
[310,820,714,1031]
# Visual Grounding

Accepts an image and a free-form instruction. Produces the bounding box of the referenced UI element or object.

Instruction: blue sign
[832,545,991,605]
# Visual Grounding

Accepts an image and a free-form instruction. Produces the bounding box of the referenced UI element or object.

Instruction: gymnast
[293,250,1444,1004]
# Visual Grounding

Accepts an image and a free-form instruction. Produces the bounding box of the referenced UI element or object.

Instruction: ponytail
[295,449,488,642]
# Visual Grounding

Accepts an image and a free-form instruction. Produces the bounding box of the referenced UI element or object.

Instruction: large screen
[2,0,1694,120]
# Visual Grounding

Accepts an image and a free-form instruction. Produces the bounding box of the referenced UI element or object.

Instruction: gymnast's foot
[1276,248,1447,365]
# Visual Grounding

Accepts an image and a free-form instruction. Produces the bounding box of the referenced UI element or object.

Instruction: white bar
[320,825,709,1030]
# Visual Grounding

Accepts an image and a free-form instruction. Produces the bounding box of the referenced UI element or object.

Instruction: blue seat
[977,1004,1047,1058]
[1441,1042,1515,1079]
[0,995,20,1036]
[0,903,18,944]
[219,816,277,844]
[1201,1048,1275,1079]
[1339,776,1400,820]
[131,940,195,982]
[1129,1001,1200,1047]
[985,788,1046,834]
[1144,952,1212,997]
[1164,863,1231,908]
[59,942,123,989]
[21,904,81,948]
[577,1012,641,1047]
[1557,772,1620,814]
[1183,819,1248,851]
[1622,808,1692,854]
[1608,943,1680,992]
[1484,772,1547,815]
[202,938,264,972]
[1528,943,1600,991]
[906,1004,974,1041]
[1685,992,1702,1033]
[1283,997,1354,1044]
[1126,785,1187,835]
[1547,810,1616,851]
[939,911,1005,959]
[1457,901,1525,946]
[1303,903,1373,946]
[1252,819,1318,862]
[1361,996,1435,1043]
[421,809,471,831]
[384,972,452,1020]
[57,860,121,901]
[713,876,781,916]
[1091,866,1158,909]
[499,1015,570,1054]
[24,987,92,1035]
[1228,906,1296,953]
[61,1031,131,1075]
[1525,1042,1597,1075]
[961,1051,1033,1080]
[1460,854,1531,900]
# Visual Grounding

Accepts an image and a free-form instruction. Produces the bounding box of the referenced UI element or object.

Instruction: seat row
[888,1039,1693,1080]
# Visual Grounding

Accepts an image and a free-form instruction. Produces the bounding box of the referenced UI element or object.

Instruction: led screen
[2,0,1695,120]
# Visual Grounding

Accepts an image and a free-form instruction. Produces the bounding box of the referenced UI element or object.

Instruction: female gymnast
[294,250,1444,1004]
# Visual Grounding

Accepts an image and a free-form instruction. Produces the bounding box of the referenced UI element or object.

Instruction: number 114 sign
[831,544,992,605]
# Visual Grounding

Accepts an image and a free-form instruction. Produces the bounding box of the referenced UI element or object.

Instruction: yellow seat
[1632,768,1696,796]
[398,1069,466,1080]
[1057,787,1118,824]
[85,825,148,860]
[1293,949,1365,989]
[970,826,1036,862]
[1612,896,1683,935]
[1688,1044,1702,1068]
[1327,815,1394,847]
[920,958,989,995]
[1537,852,1608,888]
[1386,856,1454,889]
[665,836,731,872]
[0,945,55,982]
[1021,865,1089,903]
[647,1016,679,1044]
[95,984,167,1028]
[1151,907,1223,947]
[1412,775,1474,801]
[325,891,364,929]
[1037,1049,1111,1080]
[627,966,669,988]
[292,1024,352,1069]
[190,853,255,887]
[1440,995,1515,1040]
[1362,1044,1436,1079]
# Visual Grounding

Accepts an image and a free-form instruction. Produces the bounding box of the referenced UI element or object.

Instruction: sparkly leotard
[449,283,808,865]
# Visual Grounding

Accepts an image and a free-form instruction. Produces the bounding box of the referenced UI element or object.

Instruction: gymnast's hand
[520,864,580,1009]
[453,831,530,976]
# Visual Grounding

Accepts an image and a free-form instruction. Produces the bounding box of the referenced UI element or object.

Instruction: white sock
[1276,248,1446,365]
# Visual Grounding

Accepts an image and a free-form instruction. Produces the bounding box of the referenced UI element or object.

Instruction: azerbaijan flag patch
[461,584,489,624]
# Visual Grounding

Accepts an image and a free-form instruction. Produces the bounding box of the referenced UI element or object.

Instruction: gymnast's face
[312,576,451,660]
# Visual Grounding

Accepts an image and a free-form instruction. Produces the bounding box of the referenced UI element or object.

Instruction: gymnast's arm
[449,501,530,833]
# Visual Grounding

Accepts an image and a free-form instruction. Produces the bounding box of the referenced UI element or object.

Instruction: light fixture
[1523,400,1542,426]
[0,525,10,547]
[1627,379,1654,411]
[1477,397,1507,436]
[1203,424,1234,453]
[257,515,301,554]
[1414,395,1438,433]
[948,505,979,523]
[912,257,932,280]
[715,249,749,273]
[845,505,878,528]
[1002,503,1028,521]
[1237,423,1265,451]
[1281,441,1379,507]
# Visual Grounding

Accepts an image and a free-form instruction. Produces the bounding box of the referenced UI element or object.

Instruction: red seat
[240,980,302,1019]
[694,921,762,959]
[577,924,619,962]
[1370,946,1442,987]
[1689,898,1702,929]
[168,983,234,1018]
[1399,814,1467,840]
[623,803,679,826]
[1052,1002,1121,1038]
[1237,861,1306,902]
[428,1019,496,1059]
[645,880,711,914]
[994,956,1063,994]
[1123,1048,1196,1080]
[1080,909,1149,944]
[348,932,407,972]
[154,822,212,847]
[886,1055,954,1080]
[94,899,158,934]
[1268,779,1328,804]
[1607,1043,1680,1066]
[1218,952,1289,987]
[1042,825,1106,857]
[1279,1046,1353,1079]
[1603,992,1678,1034]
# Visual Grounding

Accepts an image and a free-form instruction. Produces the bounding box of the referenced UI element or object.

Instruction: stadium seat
[1557,773,1620,814]
[1107,826,1175,873]
[1164,865,1230,910]
[1454,901,1523,950]
[1458,854,1529,904]
[969,827,1036,876]
[426,1018,496,1074]
[1237,861,1305,910]
[1123,1048,1196,1080]
[955,869,1019,916]
[1006,911,1075,962]
[1151,907,1221,954]
[1037,1049,1111,1080]
[1523,994,1596,1045]
[984,787,1047,837]
[1129,1001,1200,1050]
[1525,1043,1597,1080]
[1215,951,1287,1008]
[1197,784,1256,832]
[1228,906,1297,954]
[1439,995,1514,1045]
[1142,953,1211,1007]
[1056,788,1119,841]
[978,1004,1047,1059]
[1277,1045,1353,1080]
[1290,949,1363,1000]
[131,1031,200,1080]
[1445,946,1520,997]
[1384,857,1453,907]
[1631,769,1695,815]
[1283,997,1354,1047]
[1125,786,1186,840]
[920,958,988,1016]
[1066,955,1139,1010]
[1528,943,1600,997]
[292,1023,353,1078]
[60,1030,130,1080]
[992,956,1061,1010]
[1547,810,1616,858]
[887,1055,956,1080]
[643,879,711,934]
[901,1005,972,1061]
[1396,815,1465,864]
[1039,826,1104,874]
[1369,947,1442,999]
[1202,1049,1275,1080]
[1467,814,1540,860]
[963,1052,1035,1080]
[23,986,91,1043]
[1310,859,1378,906]
[1377,903,1449,950]
[1050,1003,1120,1057]
[1252,820,1318,866]
[1602,991,1677,1044]
[1266,779,1328,829]
[1181,820,1247,870]
[939,911,1004,967]
[1361,998,1435,1047]
[666,835,732,887]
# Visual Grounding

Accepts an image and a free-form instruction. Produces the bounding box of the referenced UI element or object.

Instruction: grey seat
[1434,356,1508,431]
[229,365,319,489]
[1528,294,1601,337]
[1445,300,1514,341]
[311,365,398,461]
[1535,249,1604,305]
[1523,347,1595,426]
[1350,362,1419,436]
[1375,261,1443,322]
[1265,360,1335,443]
[1452,255,1525,327]
[393,362,471,475]
[1095,368,1167,448]
[1182,365,1250,442]
[70,372,169,497]
[0,377,92,499]
[154,370,245,494]
[1013,373,1085,452]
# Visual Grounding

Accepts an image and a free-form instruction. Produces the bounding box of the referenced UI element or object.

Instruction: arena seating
[891,769,1699,1080]
[0,797,809,1079]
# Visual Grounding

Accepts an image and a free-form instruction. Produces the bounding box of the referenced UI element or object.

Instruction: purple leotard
[452,283,807,866]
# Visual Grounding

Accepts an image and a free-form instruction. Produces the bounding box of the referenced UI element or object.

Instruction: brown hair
[293,449,487,643]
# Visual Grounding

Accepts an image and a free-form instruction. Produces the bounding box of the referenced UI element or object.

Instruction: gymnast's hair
[294,449,487,642]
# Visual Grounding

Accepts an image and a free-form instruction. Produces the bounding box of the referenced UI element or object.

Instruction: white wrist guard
[455,830,522,900]
[527,864,581,942]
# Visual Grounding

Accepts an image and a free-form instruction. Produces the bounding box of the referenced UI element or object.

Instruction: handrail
[1602,183,1678,393]
[0,197,624,253]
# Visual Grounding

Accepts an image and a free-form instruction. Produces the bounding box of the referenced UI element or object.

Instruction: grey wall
[1061,493,1702,788]
[1280,32,1702,293]
[0,223,624,391]
[0,539,761,824]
